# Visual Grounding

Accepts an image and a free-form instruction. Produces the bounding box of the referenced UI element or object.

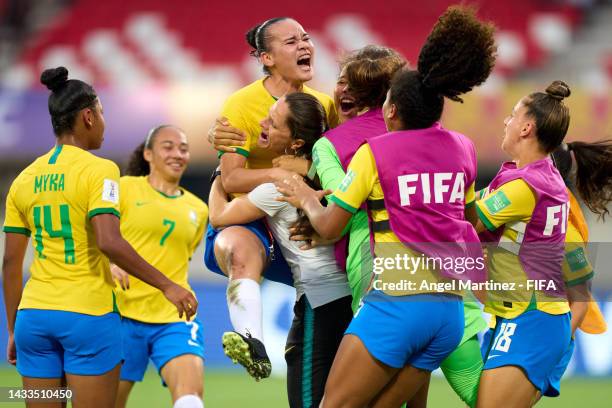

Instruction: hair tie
[254,19,272,54]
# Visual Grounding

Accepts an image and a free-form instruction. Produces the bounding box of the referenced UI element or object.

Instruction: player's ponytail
[389,6,496,129]
[553,140,612,219]
[125,142,148,176]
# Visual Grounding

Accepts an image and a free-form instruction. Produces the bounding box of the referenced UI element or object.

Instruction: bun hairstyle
[388,6,497,130]
[40,66,98,136]
[545,80,571,101]
[284,92,328,160]
[523,80,571,153]
[246,17,290,74]
[343,47,406,110]
[552,139,612,219]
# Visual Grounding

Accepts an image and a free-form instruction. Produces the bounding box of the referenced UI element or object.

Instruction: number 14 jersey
[3,144,120,315]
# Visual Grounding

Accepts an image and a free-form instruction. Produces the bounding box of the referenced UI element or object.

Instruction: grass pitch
[0,367,610,407]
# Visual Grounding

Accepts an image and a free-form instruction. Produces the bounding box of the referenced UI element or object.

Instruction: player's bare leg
[113,380,134,408]
[214,226,271,380]
[321,334,399,407]
[65,363,120,408]
[371,367,431,407]
[477,366,538,408]
[161,354,204,404]
[22,377,66,408]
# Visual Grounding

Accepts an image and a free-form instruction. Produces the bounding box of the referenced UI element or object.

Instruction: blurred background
[0,0,611,406]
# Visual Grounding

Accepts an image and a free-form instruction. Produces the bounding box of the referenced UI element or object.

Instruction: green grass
[0,367,610,407]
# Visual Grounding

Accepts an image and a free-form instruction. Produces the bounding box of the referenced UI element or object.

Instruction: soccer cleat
[222,331,272,381]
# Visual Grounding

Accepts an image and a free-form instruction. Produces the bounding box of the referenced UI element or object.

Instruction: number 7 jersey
[115,176,208,323]
[3,144,121,315]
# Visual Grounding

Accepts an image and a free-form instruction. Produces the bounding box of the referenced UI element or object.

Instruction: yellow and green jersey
[330,144,476,296]
[3,144,120,315]
[220,78,338,169]
[476,180,592,319]
[114,176,208,323]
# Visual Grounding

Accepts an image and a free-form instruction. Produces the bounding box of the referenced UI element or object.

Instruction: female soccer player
[280,45,487,408]
[275,7,496,406]
[110,125,208,408]
[474,81,576,407]
[208,93,352,408]
[2,67,196,408]
[204,17,337,379]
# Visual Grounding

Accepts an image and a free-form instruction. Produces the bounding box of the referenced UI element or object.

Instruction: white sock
[173,394,203,408]
[227,278,264,341]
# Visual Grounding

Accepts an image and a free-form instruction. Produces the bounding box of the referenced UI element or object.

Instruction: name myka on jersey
[372,279,557,292]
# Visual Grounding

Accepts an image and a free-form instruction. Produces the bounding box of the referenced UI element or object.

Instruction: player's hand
[7,333,16,365]
[272,155,311,177]
[163,284,198,321]
[275,174,332,209]
[111,264,130,290]
[291,230,337,250]
[207,117,246,153]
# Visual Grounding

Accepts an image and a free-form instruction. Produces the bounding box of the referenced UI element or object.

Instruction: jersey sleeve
[329,144,377,214]
[562,224,594,286]
[475,178,536,231]
[86,159,121,219]
[247,183,287,217]
[2,181,30,236]
[312,137,345,191]
[219,95,252,158]
[465,182,476,208]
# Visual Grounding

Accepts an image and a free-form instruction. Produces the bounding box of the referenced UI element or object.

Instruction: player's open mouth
[339,97,356,114]
[297,55,311,71]
[258,131,270,147]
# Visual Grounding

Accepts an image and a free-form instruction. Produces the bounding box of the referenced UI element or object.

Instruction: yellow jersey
[220,78,338,169]
[476,179,589,318]
[330,144,475,296]
[114,176,208,323]
[3,144,120,315]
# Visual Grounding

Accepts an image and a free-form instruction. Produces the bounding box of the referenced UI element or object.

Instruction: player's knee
[215,228,266,278]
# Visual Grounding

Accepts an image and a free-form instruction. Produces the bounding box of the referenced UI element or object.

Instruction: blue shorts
[481,310,571,396]
[346,291,464,370]
[204,220,293,286]
[14,309,122,378]
[120,317,204,383]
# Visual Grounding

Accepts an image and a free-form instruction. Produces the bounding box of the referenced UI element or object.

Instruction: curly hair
[390,6,497,129]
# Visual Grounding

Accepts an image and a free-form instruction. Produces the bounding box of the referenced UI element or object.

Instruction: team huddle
[2,5,611,408]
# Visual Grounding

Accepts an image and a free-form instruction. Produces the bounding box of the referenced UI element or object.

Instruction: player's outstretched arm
[91,214,197,320]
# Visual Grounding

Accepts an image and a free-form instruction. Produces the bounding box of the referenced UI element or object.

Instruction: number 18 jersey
[3,144,120,315]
